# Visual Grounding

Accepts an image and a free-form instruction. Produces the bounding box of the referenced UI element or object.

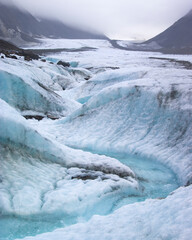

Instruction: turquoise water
[77,96,91,104]
[0,214,77,240]
[75,149,179,209]
[108,152,179,209]
[0,152,179,240]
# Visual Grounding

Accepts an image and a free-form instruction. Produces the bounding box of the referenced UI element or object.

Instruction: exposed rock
[23,115,44,121]
[47,115,59,120]
[57,60,70,67]
[24,55,31,61]
[0,39,40,60]
[0,39,20,52]
[10,55,17,59]
[20,50,39,61]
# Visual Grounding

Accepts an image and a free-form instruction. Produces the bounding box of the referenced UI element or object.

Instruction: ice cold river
[0,151,179,240]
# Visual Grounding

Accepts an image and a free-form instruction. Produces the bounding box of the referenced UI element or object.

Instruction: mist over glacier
[0,39,192,240]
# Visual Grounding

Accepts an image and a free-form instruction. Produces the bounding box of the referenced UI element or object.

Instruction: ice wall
[0,70,79,118]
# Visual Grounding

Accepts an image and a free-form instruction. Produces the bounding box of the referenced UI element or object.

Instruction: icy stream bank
[0,145,178,240]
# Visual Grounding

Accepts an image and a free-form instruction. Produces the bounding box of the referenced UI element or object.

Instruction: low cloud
[4,0,192,39]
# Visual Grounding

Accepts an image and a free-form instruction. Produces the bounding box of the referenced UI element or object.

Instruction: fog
[3,0,192,40]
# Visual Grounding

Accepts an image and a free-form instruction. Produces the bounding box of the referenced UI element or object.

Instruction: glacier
[0,39,192,240]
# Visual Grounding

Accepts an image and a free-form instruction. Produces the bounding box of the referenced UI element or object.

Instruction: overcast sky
[5,0,192,40]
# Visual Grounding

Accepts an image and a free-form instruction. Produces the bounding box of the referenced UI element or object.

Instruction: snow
[24,39,111,50]
[0,38,192,240]
[117,40,136,48]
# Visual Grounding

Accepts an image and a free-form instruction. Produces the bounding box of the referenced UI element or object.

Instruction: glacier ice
[59,68,147,103]
[58,79,192,185]
[18,185,192,240]
[0,70,71,118]
[0,99,135,176]
[0,99,138,239]
[0,57,81,118]
[0,38,192,240]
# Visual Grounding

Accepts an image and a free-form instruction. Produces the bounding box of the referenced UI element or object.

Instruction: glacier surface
[0,39,192,240]
[16,185,192,240]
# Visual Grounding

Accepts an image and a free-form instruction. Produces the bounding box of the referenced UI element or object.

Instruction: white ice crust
[18,185,192,240]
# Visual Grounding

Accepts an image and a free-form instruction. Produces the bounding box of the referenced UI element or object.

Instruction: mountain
[144,10,192,50]
[0,38,20,51]
[0,2,107,46]
[110,10,192,54]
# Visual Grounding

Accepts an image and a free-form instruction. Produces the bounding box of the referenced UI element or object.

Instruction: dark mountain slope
[0,2,107,45]
[0,39,20,51]
[144,10,192,49]
[109,10,192,54]
[0,39,40,60]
